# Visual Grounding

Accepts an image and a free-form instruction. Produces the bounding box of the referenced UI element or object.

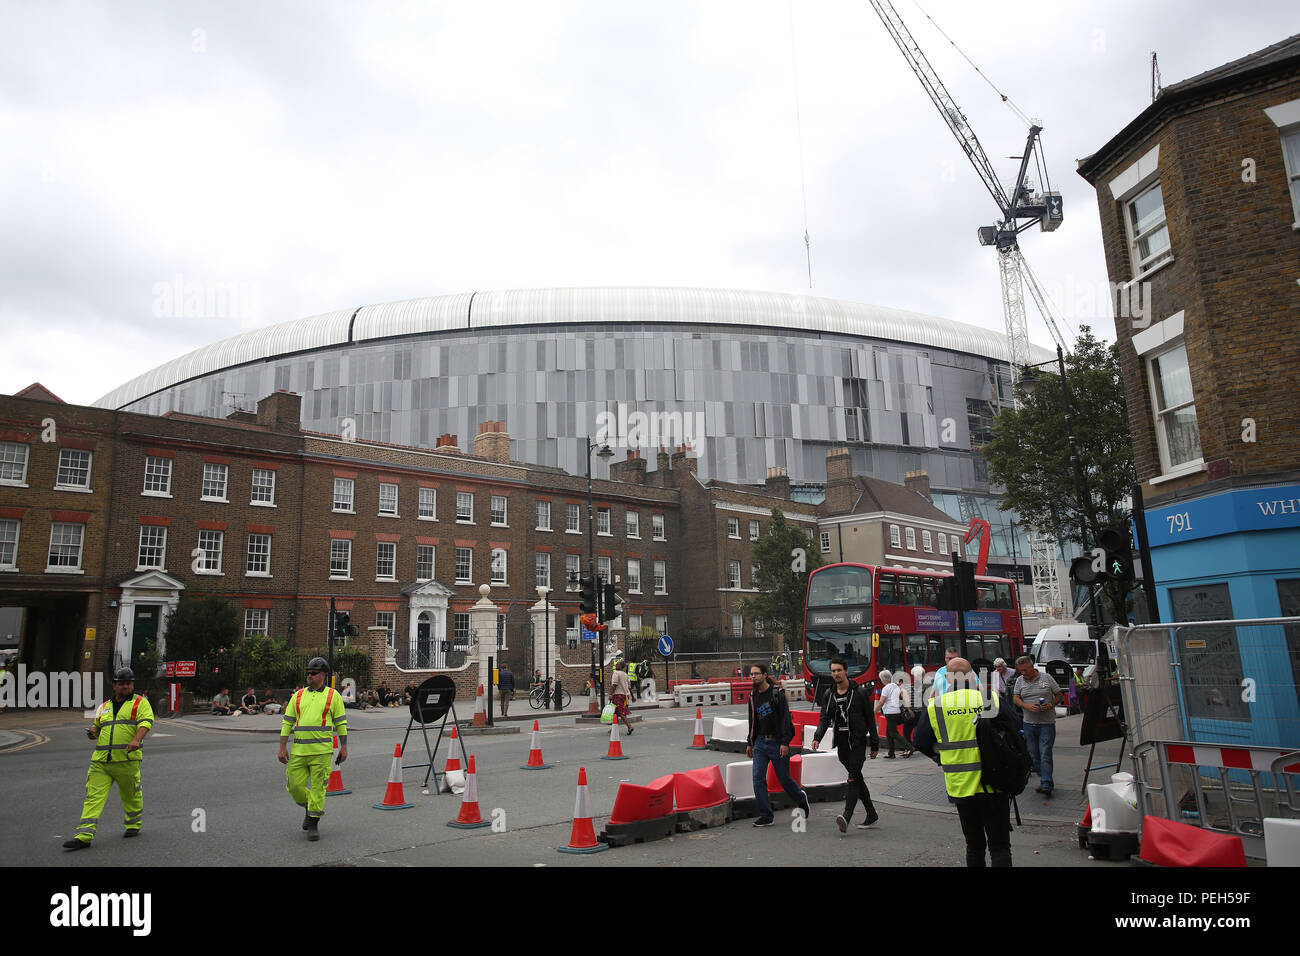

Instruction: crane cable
[908,0,1034,129]
[789,0,813,288]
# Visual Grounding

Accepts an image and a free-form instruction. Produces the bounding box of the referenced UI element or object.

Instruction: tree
[162,596,240,662]
[738,509,825,648]
[982,326,1137,621]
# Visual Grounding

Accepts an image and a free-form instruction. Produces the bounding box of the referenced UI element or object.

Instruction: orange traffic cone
[447,755,491,829]
[688,707,707,750]
[587,680,600,716]
[326,734,351,795]
[601,715,628,760]
[372,744,414,810]
[472,684,487,727]
[557,767,609,854]
[445,725,463,773]
[521,720,551,770]
[440,724,467,794]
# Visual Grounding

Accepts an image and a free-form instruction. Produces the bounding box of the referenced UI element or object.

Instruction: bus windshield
[804,631,873,678]
[808,566,873,607]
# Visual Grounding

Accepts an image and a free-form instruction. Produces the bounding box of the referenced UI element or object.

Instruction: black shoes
[306,819,320,841]
[858,810,880,829]
[62,838,90,851]
[798,791,811,818]
[123,829,140,838]
[302,811,312,831]
[752,817,775,827]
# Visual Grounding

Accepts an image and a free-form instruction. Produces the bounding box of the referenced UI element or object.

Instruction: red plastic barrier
[673,765,728,811]
[730,680,752,705]
[1138,816,1247,867]
[790,710,820,747]
[608,774,675,826]
[766,754,803,793]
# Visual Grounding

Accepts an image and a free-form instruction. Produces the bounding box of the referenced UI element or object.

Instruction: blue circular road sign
[657,634,674,657]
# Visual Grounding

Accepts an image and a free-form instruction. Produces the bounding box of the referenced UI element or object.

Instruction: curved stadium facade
[95,287,1049,565]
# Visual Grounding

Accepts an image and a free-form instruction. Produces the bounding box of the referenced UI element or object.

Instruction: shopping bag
[601,703,616,724]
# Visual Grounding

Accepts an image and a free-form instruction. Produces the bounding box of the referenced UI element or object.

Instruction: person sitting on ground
[211,688,236,716]
[364,688,379,707]
[342,682,362,709]
[402,682,416,706]
[260,689,281,714]
[238,687,260,715]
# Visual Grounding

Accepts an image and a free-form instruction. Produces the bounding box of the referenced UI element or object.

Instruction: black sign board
[806,605,871,629]
[410,675,456,725]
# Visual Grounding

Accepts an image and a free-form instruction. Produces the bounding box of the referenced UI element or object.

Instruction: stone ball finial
[479,583,490,599]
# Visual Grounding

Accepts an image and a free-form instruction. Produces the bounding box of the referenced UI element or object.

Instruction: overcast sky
[2,0,1296,406]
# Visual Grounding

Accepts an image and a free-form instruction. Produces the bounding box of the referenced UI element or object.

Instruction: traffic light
[579,574,598,615]
[1099,527,1134,581]
[936,560,978,611]
[935,576,960,611]
[956,560,977,611]
[333,611,359,639]
[601,582,624,623]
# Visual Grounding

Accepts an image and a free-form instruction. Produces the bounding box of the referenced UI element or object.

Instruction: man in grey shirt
[1013,655,1063,797]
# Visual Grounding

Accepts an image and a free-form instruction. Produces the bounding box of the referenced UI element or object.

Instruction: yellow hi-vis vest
[281,686,347,755]
[91,694,154,763]
[927,688,996,799]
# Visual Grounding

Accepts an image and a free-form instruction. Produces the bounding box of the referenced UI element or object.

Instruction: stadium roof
[95,287,1052,409]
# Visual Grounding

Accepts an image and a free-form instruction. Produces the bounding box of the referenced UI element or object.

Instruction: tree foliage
[162,596,240,663]
[738,509,824,648]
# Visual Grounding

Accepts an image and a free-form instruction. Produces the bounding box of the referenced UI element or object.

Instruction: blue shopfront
[1144,484,1300,749]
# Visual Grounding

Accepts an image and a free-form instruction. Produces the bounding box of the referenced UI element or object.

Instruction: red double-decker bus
[801,562,1025,703]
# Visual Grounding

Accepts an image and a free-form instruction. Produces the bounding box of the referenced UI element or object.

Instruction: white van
[1029,624,1099,671]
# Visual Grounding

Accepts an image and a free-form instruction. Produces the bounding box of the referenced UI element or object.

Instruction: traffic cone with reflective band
[558,767,609,854]
[601,715,628,760]
[472,684,487,727]
[521,720,551,770]
[688,707,707,750]
[587,681,600,716]
[326,734,351,795]
[372,744,414,810]
[441,724,466,794]
[447,755,491,829]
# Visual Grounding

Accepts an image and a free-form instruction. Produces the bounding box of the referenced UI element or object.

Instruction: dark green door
[131,605,159,663]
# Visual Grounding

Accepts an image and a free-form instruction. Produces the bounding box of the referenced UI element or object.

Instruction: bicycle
[528,683,572,709]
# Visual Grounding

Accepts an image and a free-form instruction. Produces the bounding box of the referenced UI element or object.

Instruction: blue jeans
[1024,722,1056,790]
[752,737,803,820]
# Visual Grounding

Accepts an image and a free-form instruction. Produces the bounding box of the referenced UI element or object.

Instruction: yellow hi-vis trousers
[75,760,143,843]
[286,752,332,819]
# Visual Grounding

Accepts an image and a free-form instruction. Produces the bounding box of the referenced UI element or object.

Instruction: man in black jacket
[811,658,880,833]
[746,663,809,827]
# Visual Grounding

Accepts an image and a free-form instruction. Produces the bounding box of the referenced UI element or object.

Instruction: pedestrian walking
[1012,654,1062,797]
[63,667,154,850]
[498,663,515,718]
[610,660,635,734]
[810,657,879,832]
[278,657,348,841]
[991,658,1023,731]
[912,657,1018,867]
[746,662,809,827]
[878,670,915,758]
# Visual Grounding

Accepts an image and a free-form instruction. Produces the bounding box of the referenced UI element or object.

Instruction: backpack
[975,711,1032,796]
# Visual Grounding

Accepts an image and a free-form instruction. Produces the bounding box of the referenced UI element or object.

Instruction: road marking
[151,732,174,737]
[0,730,51,754]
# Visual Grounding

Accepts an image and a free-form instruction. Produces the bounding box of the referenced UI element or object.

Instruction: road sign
[176,661,196,678]
[164,662,176,677]
[657,634,674,657]
[581,626,598,642]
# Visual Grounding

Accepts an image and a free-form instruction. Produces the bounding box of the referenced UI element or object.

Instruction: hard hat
[307,656,330,673]
[113,667,135,681]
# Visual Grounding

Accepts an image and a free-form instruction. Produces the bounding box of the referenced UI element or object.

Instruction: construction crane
[867,0,1067,616]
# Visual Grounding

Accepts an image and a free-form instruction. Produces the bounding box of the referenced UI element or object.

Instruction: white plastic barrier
[782,679,806,702]
[1264,818,1300,866]
[677,682,733,708]
[725,760,756,800]
[1087,772,1140,834]
[798,751,848,787]
[802,724,833,751]
[711,717,748,744]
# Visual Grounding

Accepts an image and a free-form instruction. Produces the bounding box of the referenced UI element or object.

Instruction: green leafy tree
[162,596,240,696]
[982,326,1137,620]
[235,635,303,689]
[332,646,370,686]
[738,509,825,649]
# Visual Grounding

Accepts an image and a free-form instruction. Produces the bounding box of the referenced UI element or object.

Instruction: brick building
[1077,36,1300,744]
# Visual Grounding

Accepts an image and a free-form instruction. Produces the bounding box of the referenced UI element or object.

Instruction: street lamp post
[585,436,613,709]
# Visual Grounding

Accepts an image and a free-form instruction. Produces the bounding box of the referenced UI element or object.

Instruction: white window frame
[1124,181,1172,279]
[490,495,508,526]
[196,530,224,575]
[727,517,740,539]
[654,560,667,595]
[376,541,397,581]
[453,613,470,648]
[537,500,552,531]
[418,487,437,520]
[455,547,473,584]
[244,608,269,639]
[905,527,916,551]
[820,531,831,553]
[728,560,741,589]
[201,463,229,502]
[629,614,642,635]
[566,503,580,534]
[596,507,611,536]
[652,514,665,541]
[54,448,93,491]
[0,441,30,486]
[750,520,760,541]
[329,539,352,579]
[655,614,668,635]
[375,611,396,650]
[142,455,171,496]
[922,530,933,553]
[378,482,399,517]
[47,522,85,572]
[0,518,19,570]
[251,468,276,507]
[565,553,581,590]
[491,549,507,586]
[1280,126,1300,227]
[890,524,901,548]
[137,525,167,571]
[416,544,436,582]
[938,533,948,556]
[246,532,271,576]
[627,558,641,594]
[535,552,551,589]
[1146,341,1204,476]
[597,555,612,585]
[626,511,639,538]
[332,478,354,513]
[456,492,474,523]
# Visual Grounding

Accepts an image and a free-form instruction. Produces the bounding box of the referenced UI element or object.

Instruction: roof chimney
[764,465,790,500]
[903,469,932,503]
[435,433,461,454]
[255,390,302,434]
[473,420,510,463]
